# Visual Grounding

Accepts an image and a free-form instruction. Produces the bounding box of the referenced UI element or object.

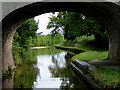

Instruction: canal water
[2,47,90,89]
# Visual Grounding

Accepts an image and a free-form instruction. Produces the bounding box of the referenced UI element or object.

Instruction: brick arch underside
[2,2,120,74]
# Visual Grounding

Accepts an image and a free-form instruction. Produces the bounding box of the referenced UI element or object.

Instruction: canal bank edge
[55,45,120,88]
[55,45,102,88]
[55,45,84,54]
[71,59,101,88]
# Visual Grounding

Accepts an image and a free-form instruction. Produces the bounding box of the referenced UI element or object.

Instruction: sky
[34,12,58,35]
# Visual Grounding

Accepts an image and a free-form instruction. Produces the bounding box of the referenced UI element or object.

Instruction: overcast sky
[34,12,58,35]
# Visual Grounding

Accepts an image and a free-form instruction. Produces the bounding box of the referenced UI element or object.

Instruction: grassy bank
[90,67,120,88]
[55,45,120,88]
[56,45,108,62]
[72,50,108,62]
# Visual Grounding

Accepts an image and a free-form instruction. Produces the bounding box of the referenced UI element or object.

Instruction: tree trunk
[108,33,120,61]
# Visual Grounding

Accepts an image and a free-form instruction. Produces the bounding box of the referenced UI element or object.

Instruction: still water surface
[3,47,90,89]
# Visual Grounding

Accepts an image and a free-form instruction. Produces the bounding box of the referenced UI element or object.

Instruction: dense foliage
[36,34,64,46]
[47,12,108,48]
[13,18,64,49]
[13,18,38,49]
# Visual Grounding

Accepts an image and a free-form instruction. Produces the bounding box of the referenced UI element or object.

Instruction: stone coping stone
[70,62,101,88]
[88,60,120,65]
[73,59,96,71]
[88,60,120,71]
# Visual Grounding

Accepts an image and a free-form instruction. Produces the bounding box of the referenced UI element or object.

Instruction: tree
[47,12,108,42]
[13,18,38,48]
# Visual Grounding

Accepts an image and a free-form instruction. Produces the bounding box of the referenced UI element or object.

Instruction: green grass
[56,44,108,62]
[72,44,108,61]
[72,51,108,62]
[90,67,120,88]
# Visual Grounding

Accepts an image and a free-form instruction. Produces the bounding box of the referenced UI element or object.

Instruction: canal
[2,47,91,89]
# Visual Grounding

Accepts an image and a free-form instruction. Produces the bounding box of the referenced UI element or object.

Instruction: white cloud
[34,12,58,35]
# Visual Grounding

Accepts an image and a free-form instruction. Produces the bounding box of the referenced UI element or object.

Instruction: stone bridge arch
[2,2,120,74]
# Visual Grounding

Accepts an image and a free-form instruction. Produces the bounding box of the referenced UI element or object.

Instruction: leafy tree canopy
[13,18,38,48]
[47,12,107,41]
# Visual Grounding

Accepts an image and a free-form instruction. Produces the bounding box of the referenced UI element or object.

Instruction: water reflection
[51,52,67,69]
[33,52,67,88]
[49,52,86,89]
[3,47,89,89]
[13,63,39,88]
